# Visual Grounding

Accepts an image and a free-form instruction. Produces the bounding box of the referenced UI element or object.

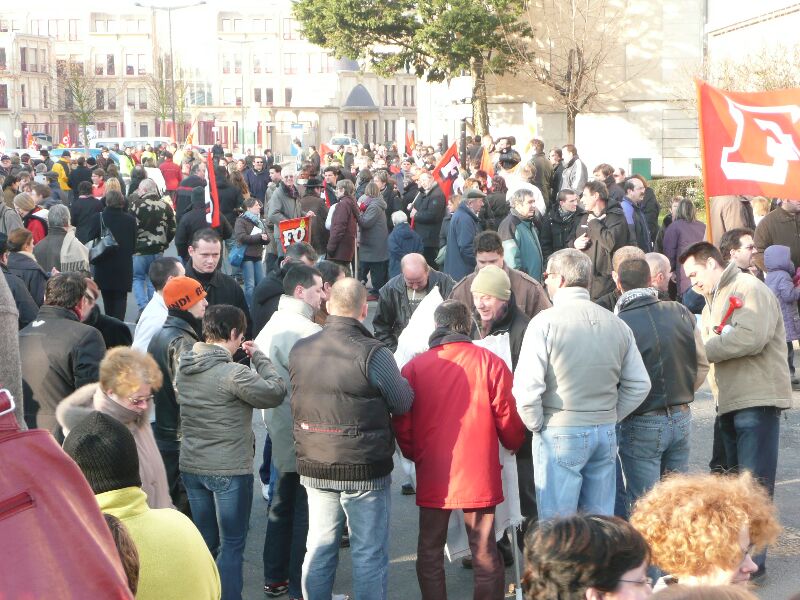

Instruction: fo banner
[697,80,800,197]
[433,143,460,200]
[279,216,312,251]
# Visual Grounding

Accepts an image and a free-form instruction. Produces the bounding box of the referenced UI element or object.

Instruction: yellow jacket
[97,486,221,600]
[52,157,72,190]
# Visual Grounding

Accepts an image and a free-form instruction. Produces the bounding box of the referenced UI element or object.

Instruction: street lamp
[219,37,255,153]
[135,1,206,141]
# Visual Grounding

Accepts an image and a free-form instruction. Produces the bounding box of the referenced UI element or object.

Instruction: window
[48,19,58,36]
[40,49,47,73]
[109,123,118,137]
[285,87,292,106]
[107,54,115,76]
[108,88,116,110]
[138,54,146,75]
[282,18,299,40]
[29,48,38,73]
[0,84,8,109]
[233,19,244,32]
[42,86,48,108]
[96,88,105,110]
[234,53,242,75]
[221,18,232,32]
[108,20,118,34]
[0,21,8,33]
[235,88,242,106]
[95,55,104,75]
[391,85,396,106]
[284,53,296,75]
[126,54,134,75]
[0,48,5,70]
[254,88,261,103]
[139,88,147,109]
[223,88,233,105]
[95,19,107,33]
[222,54,230,74]
[20,47,27,72]
[265,18,274,33]
[21,84,26,108]
[69,19,78,41]
[320,52,333,73]
[263,53,273,73]
[138,19,146,32]
[410,85,415,107]
[403,85,407,107]
[139,123,148,137]
[265,87,273,105]
[127,88,136,107]
[56,60,67,77]
[252,19,265,32]
[253,55,261,74]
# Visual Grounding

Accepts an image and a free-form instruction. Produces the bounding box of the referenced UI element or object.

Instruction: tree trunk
[566,106,577,144]
[471,57,490,136]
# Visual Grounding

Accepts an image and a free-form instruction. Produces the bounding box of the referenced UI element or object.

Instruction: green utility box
[630,158,652,180]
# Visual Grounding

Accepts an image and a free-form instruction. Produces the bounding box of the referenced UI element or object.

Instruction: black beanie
[62,411,141,495]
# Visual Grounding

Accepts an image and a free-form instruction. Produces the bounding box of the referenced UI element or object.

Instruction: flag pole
[695,79,713,243]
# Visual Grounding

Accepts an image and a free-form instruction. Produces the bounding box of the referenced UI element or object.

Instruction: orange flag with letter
[278,216,312,251]
[697,80,800,198]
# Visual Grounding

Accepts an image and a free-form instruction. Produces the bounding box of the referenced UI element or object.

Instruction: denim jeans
[532,424,617,520]
[303,486,391,600]
[182,472,253,600]
[132,253,160,310]
[241,258,265,309]
[618,409,691,514]
[263,472,308,597]
[719,406,781,570]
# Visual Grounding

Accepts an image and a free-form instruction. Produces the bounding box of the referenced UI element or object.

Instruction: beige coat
[56,383,173,509]
[700,262,792,415]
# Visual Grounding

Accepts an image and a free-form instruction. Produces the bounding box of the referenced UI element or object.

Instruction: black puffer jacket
[174,188,233,260]
[480,190,510,232]
[175,175,206,223]
[540,205,586,262]
[6,252,48,306]
[412,184,446,247]
[83,305,133,349]
[216,180,245,227]
[372,269,455,351]
[184,262,251,338]
[251,266,287,336]
[2,266,38,328]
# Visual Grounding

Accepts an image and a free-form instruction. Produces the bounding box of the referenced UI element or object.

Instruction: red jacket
[159,159,182,191]
[24,209,48,244]
[394,335,526,509]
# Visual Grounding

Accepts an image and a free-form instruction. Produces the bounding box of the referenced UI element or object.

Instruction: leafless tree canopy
[57,60,99,148]
[144,56,189,136]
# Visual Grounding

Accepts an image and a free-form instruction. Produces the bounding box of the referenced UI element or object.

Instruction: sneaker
[401,483,416,495]
[261,482,271,502]
[264,581,289,597]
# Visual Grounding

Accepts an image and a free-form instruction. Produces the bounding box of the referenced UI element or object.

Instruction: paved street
[118,286,800,600]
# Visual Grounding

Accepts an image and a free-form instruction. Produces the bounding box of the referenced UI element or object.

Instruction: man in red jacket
[393,299,526,600]
[159,151,183,206]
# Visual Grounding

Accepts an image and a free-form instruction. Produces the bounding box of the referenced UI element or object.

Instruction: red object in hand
[793,266,800,287]
[714,295,744,334]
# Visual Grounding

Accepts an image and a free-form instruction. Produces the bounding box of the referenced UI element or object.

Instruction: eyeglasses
[739,244,756,251]
[542,271,559,280]
[127,394,154,407]
[618,577,653,587]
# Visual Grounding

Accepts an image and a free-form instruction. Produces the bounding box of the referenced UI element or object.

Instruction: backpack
[0,389,134,598]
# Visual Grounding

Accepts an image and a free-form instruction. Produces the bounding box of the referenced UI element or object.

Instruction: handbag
[229,243,246,268]
[0,389,134,598]
[87,214,119,265]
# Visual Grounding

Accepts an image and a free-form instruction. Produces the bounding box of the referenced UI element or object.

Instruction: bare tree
[174,66,190,142]
[145,56,191,139]
[57,59,99,148]
[504,0,629,143]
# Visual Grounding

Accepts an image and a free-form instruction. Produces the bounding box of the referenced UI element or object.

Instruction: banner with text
[278,216,312,252]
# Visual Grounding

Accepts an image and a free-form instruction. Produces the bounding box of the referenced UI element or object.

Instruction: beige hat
[470,265,511,301]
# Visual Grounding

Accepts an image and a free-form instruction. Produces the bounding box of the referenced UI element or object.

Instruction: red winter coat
[393,334,526,509]
[159,159,182,191]
[326,195,359,262]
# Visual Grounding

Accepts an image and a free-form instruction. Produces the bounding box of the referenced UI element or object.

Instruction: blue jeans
[719,406,781,570]
[241,258,265,309]
[618,409,692,514]
[532,424,617,520]
[303,486,391,600]
[263,472,308,597]
[132,253,160,310]
[182,472,253,600]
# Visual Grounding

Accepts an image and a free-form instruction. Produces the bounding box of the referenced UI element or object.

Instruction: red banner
[697,80,800,197]
[479,146,495,177]
[278,216,312,251]
[432,143,460,200]
[204,157,221,228]
[62,129,71,147]
[405,130,415,156]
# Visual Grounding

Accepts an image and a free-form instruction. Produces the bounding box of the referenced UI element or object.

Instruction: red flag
[320,142,334,157]
[432,143,460,200]
[62,129,71,147]
[405,130,415,156]
[204,157,221,228]
[697,80,800,198]
[278,216,312,251]
[479,146,495,177]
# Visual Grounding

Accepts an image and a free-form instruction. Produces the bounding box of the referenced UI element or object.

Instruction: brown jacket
[700,262,792,415]
[449,264,552,319]
[753,205,800,272]
[708,196,755,245]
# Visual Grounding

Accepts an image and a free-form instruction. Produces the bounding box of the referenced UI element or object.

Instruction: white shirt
[132,293,168,353]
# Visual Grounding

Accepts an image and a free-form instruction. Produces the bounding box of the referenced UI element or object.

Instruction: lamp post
[135,1,206,141]
[219,37,255,153]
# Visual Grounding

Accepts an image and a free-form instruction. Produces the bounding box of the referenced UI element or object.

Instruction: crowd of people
[0,133,796,600]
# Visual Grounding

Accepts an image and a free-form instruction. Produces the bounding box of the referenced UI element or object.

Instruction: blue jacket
[245,168,271,203]
[620,198,652,252]
[444,203,481,281]
[498,211,544,282]
[388,222,424,278]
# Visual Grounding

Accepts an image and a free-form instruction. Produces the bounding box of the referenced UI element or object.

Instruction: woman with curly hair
[630,472,781,587]
[524,514,652,600]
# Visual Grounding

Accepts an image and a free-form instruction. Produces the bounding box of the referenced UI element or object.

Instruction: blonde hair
[630,473,780,578]
[99,347,163,398]
[104,178,122,193]
[652,584,758,600]
[751,196,770,218]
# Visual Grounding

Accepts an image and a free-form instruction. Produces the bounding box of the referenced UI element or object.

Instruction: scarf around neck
[614,287,658,314]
